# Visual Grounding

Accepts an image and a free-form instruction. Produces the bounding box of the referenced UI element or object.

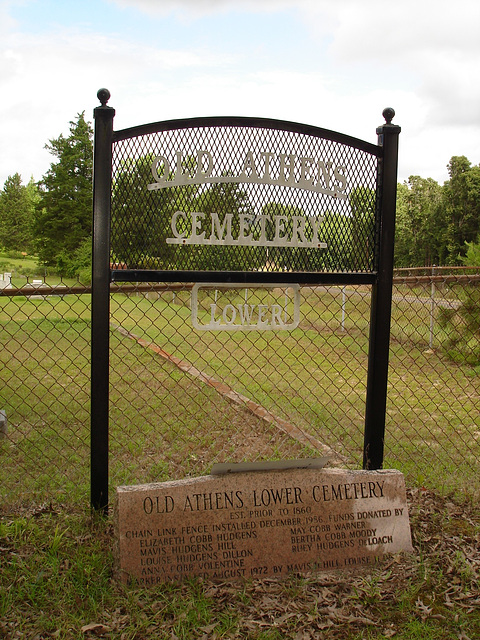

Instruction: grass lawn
[0,251,39,276]
[0,250,87,287]
[1,488,479,639]
[1,286,479,504]
[1,284,479,638]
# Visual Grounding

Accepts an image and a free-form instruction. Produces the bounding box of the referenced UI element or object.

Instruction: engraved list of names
[116,468,412,585]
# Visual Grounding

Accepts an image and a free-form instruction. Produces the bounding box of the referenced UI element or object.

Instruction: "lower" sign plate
[191,283,301,331]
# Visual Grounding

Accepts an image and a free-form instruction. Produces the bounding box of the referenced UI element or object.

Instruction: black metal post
[363,108,401,469]
[91,89,115,512]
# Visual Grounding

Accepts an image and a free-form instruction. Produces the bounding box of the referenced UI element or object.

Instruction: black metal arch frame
[91,90,400,511]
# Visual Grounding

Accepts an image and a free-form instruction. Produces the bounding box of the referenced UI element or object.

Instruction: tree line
[395,158,480,267]
[1,112,480,279]
[0,112,93,280]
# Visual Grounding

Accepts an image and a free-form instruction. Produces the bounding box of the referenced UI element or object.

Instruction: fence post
[429,265,436,349]
[91,89,115,512]
[363,108,401,470]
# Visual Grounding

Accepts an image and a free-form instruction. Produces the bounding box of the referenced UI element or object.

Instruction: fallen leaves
[2,488,480,639]
[81,622,111,636]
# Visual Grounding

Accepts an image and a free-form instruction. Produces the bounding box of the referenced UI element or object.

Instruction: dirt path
[112,323,347,465]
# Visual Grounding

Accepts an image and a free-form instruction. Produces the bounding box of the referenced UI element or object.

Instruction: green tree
[443,156,480,264]
[349,186,376,271]
[320,210,353,271]
[259,201,331,272]
[394,176,445,267]
[394,182,410,266]
[111,154,183,269]
[260,202,301,270]
[461,235,480,266]
[0,173,38,252]
[192,181,256,271]
[33,112,93,272]
[438,161,480,364]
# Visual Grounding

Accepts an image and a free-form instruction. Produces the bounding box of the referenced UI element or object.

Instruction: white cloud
[311,0,480,56]
[0,0,18,36]
[107,0,480,134]
[108,0,297,17]
[0,25,233,184]
[0,0,479,187]
[294,0,480,177]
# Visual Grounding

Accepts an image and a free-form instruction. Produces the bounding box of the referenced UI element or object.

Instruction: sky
[1,0,479,188]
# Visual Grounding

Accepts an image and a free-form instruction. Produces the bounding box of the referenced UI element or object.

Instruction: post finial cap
[97,88,111,106]
[382,107,395,124]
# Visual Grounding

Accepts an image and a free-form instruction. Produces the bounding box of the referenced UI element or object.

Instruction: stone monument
[116,465,412,585]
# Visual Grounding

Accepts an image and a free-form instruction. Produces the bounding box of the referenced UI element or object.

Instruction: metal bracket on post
[91,89,115,513]
[363,108,401,470]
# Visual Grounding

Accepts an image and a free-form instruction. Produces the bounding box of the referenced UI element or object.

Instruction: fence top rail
[0,284,91,298]
[2,273,478,298]
[394,266,480,273]
[112,115,382,156]
[0,283,193,298]
[393,274,480,285]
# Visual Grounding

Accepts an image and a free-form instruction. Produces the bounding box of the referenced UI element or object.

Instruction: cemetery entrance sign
[91,89,400,511]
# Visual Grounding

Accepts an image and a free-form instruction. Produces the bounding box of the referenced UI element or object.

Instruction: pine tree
[0,173,37,252]
[33,112,93,271]
[443,156,480,264]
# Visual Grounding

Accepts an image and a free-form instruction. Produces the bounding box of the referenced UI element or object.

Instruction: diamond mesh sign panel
[111,120,380,277]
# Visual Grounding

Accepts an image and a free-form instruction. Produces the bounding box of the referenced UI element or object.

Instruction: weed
[49,523,68,554]
[352,571,391,606]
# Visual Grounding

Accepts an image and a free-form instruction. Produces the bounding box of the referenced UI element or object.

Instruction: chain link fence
[1,268,479,509]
